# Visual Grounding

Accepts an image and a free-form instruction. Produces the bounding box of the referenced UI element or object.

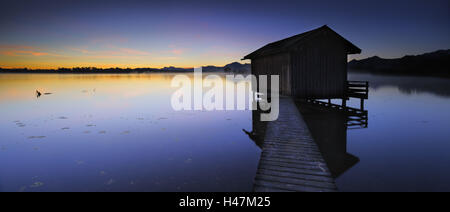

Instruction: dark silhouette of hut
[243,25,362,101]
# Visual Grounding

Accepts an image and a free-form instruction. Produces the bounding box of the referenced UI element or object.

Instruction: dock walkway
[253,97,337,192]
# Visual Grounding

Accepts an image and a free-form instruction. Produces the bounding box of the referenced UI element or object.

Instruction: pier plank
[253,97,337,192]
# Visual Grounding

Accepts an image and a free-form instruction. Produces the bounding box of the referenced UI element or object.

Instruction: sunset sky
[0,0,449,69]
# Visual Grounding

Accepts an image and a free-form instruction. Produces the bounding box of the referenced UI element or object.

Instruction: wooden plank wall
[290,33,348,99]
[252,53,291,95]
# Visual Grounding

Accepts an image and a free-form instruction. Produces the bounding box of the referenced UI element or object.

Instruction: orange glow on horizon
[0,63,224,70]
[0,44,244,69]
[0,59,240,69]
[0,53,242,69]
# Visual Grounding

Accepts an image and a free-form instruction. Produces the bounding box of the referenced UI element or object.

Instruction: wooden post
[360,99,364,111]
[342,98,347,107]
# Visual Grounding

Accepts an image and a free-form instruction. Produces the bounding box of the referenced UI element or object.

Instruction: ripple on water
[30,182,44,188]
[106,179,115,185]
[27,136,46,139]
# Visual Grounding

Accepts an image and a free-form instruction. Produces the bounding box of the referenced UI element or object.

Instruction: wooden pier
[253,97,338,192]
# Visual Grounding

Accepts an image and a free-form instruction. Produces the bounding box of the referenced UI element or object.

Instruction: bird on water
[36,90,52,98]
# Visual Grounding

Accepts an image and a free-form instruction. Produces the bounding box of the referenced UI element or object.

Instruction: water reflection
[246,103,365,180]
[297,103,361,178]
[0,73,260,192]
[349,72,450,97]
[3,72,450,191]
[345,73,450,191]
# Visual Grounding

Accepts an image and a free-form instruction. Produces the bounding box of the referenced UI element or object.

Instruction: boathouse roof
[243,25,361,60]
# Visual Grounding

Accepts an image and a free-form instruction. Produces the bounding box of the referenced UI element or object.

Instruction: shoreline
[348,69,450,79]
[0,70,250,74]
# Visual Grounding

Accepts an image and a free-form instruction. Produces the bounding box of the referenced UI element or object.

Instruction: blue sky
[0,0,449,68]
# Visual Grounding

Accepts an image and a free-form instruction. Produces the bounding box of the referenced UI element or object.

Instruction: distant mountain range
[145,62,251,73]
[198,62,251,73]
[348,49,450,77]
[4,49,449,77]
[0,62,251,74]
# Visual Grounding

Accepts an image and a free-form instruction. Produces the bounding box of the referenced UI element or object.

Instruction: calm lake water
[341,72,450,191]
[0,73,260,192]
[1,72,450,191]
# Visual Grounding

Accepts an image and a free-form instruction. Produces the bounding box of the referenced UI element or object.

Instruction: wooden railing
[297,98,368,129]
[347,81,369,99]
[293,81,370,129]
[347,112,368,129]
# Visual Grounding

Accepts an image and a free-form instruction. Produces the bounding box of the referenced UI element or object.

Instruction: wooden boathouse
[243,26,368,192]
[243,25,364,102]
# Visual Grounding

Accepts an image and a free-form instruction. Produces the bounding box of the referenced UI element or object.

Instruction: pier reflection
[246,102,368,179]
